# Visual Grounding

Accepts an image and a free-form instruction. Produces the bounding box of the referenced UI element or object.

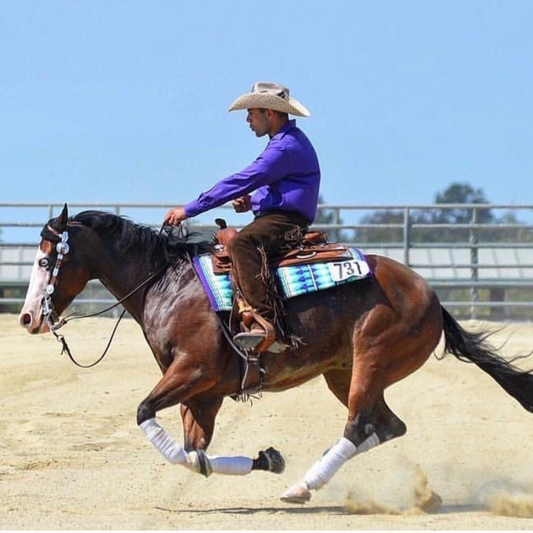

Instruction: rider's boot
[233,309,279,351]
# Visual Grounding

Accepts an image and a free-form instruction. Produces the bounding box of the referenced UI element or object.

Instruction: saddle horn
[215,218,227,230]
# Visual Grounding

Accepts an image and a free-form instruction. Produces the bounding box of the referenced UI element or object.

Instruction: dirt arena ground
[2,313,533,530]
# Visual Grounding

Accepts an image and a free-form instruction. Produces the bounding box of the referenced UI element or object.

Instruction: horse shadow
[154,502,483,516]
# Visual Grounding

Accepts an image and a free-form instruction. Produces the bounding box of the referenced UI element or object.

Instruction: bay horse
[19,204,533,504]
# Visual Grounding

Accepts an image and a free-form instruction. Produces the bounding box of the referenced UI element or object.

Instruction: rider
[164,81,321,350]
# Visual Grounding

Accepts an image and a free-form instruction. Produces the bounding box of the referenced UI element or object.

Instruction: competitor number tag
[327,259,370,282]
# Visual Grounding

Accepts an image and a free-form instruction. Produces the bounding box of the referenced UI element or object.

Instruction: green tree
[428,182,493,224]
[411,182,493,242]
[353,209,405,244]
[420,182,532,243]
[354,182,495,244]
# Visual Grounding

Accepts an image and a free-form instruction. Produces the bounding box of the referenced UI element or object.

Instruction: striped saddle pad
[192,247,373,312]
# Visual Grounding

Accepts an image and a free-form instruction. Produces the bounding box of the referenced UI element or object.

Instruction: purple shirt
[184,120,321,222]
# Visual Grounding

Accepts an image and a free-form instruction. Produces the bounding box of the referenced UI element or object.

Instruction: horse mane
[64,210,211,268]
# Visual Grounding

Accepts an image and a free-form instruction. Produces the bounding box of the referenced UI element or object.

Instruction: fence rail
[1,202,533,320]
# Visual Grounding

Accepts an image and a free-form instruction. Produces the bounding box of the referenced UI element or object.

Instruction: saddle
[209,219,355,398]
[211,221,352,275]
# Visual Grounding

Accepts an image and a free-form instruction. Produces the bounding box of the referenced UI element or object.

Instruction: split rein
[43,223,171,368]
[43,223,250,370]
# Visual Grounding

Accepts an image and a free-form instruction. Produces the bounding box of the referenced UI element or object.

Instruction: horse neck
[95,241,166,324]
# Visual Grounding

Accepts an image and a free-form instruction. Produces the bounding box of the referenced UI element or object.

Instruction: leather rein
[43,223,166,368]
[43,222,251,373]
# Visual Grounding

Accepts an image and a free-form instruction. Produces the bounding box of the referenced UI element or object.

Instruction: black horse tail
[441,306,533,413]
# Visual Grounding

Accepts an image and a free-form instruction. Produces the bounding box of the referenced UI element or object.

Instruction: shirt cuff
[184,201,202,218]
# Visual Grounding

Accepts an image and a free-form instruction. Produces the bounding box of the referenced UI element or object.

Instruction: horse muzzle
[19,309,50,335]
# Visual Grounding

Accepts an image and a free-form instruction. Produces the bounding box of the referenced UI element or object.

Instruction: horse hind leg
[374,396,407,443]
[281,367,407,504]
[323,368,407,443]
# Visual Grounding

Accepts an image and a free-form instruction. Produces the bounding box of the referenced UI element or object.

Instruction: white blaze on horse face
[19,245,51,334]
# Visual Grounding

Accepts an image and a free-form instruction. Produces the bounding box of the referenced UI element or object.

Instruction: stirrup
[233,328,266,350]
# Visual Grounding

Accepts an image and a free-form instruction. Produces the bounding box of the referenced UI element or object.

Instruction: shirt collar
[271,119,296,140]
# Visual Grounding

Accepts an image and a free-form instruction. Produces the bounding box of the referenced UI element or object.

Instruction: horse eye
[39,258,50,268]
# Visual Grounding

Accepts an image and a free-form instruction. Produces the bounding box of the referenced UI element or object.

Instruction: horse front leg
[137,361,285,478]
[179,397,285,478]
[180,398,222,451]
[136,359,216,471]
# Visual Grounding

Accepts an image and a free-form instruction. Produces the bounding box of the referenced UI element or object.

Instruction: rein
[43,223,167,368]
[43,220,252,377]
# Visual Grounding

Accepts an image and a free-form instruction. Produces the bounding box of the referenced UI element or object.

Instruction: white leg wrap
[208,455,253,476]
[304,437,357,490]
[140,418,187,466]
[356,432,380,454]
[304,434,380,491]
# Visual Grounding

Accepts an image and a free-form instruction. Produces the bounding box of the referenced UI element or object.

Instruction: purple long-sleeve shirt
[184,120,321,223]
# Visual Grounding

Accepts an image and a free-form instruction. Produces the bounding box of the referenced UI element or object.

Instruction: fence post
[333,206,340,243]
[470,207,479,319]
[403,206,411,267]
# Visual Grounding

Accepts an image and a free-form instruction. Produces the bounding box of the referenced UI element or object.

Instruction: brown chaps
[226,211,309,324]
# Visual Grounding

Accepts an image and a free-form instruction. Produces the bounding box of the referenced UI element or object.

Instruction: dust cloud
[481,481,533,518]
[343,464,442,515]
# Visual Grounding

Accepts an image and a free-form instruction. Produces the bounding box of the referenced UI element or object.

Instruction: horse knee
[137,400,155,426]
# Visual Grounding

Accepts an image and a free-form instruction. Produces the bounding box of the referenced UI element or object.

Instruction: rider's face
[246,108,271,137]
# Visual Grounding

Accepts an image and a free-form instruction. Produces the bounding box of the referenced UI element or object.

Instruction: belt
[255,210,308,221]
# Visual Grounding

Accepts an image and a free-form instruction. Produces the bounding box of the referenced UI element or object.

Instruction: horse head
[19,203,92,334]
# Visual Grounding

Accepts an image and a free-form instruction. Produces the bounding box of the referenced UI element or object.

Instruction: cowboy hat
[228,82,311,117]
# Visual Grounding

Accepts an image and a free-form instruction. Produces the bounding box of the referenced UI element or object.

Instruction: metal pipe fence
[1,202,532,320]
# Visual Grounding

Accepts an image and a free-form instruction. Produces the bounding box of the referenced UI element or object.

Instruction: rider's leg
[227,211,308,349]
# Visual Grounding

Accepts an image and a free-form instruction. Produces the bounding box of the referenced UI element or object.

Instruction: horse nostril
[20,312,32,328]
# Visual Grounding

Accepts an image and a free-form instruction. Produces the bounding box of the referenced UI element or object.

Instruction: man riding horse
[164,81,321,351]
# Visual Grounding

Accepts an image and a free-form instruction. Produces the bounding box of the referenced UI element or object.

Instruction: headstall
[39,222,166,368]
[42,226,70,331]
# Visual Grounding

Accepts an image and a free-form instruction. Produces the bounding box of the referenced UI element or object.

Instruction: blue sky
[1,0,532,218]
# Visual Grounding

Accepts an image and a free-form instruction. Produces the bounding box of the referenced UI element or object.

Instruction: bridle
[42,227,70,328]
[42,220,254,377]
[42,222,165,368]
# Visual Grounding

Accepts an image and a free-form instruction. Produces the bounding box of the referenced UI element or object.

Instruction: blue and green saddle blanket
[192,247,373,312]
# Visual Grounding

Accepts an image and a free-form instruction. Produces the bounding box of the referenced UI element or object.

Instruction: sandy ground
[2,313,533,530]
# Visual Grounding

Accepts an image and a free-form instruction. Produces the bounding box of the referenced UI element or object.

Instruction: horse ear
[57,203,69,231]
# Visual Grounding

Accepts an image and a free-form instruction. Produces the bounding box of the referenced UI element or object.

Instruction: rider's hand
[164,207,188,226]
[232,195,252,213]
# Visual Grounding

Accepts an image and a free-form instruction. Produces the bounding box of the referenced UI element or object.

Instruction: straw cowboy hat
[228,82,311,117]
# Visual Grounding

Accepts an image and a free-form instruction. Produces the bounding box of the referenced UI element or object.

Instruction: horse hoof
[280,482,312,504]
[259,446,285,474]
[186,450,213,478]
